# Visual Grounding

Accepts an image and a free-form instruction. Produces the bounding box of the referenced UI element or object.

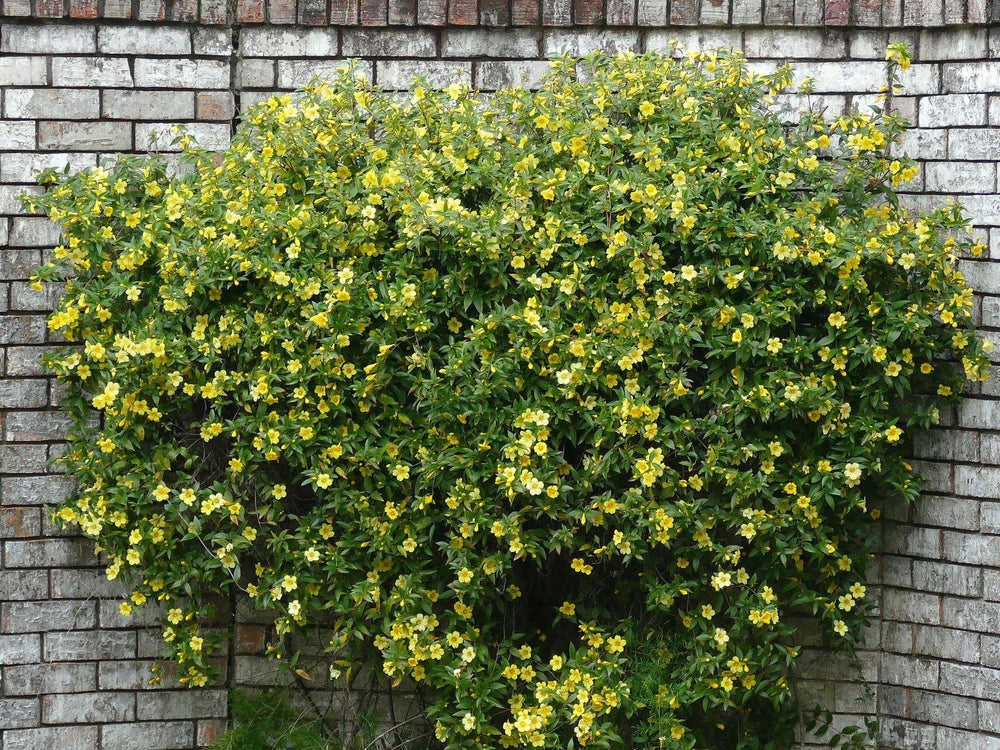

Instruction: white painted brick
[913,495,980,530]
[43,631,136,662]
[276,59,372,89]
[442,29,540,59]
[1,25,95,54]
[789,60,885,93]
[920,28,988,60]
[136,690,227,720]
[743,28,846,59]
[920,94,988,127]
[881,653,940,690]
[912,624,981,662]
[39,121,133,151]
[942,530,1000,564]
[897,128,948,160]
[0,698,40,729]
[240,28,337,57]
[134,58,230,89]
[9,218,63,247]
[98,26,191,54]
[0,122,37,151]
[0,56,47,86]
[377,60,472,90]
[192,27,231,56]
[240,90,280,111]
[883,555,914,587]
[913,560,982,597]
[980,432,1000,464]
[882,588,942,624]
[2,662,96,695]
[645,28,742,53]
[902,64,948,98]
[880,719,936,750]
[945,194,1000,228]
[343,29,437,58]
[100,721,194,750]
[42,693,134,724]
[4,727,99,750]
[4,89,101,120]
[911,459,953,493]
[981,700,1000,732]
[938,727,1000,750]
[959,261,1000,295]
[51,56,133,87]
[135,122,231,152]
[543,29,641,57]
[943,62,1000,93]
[476,60,551,90]
[909,690,979,729]
[925,161,995,193]
[941,662,1000,699]
[0,634,41,666]
[0,152,98,183]
[949,128,1000,160]
[239,59,276,87]
[104,90,195,120]
[98,659,172,690]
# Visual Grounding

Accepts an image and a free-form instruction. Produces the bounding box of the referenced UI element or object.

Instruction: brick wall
[1,4,999,748]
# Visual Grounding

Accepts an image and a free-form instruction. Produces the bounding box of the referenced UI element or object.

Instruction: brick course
[1,11,999,750]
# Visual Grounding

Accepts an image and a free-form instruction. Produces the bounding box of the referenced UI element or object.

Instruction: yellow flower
[606,635,627,653]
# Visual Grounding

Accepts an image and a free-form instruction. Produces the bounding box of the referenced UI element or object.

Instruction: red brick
[448,0,477,23]
[197,719,228,747]
[298,0,327,22]
[268,0,296,21]
[68,0,97,17]
[824,0,848,23]
[330,0,358,21]
[171,0,198,20]
[197,92,235,121]
[360,0,387,22]
[235,625,267,654]
[237,0,265,21]
[35,0,66,17]
[574,0,603,21]
[417,0,446,22]
[512,0,540,22]
[389,0,416,22]
[200,0,228,21]
[0,508,41,539]
[669,0,697,21]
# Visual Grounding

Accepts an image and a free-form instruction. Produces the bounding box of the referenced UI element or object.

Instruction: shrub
[31,48,989,748]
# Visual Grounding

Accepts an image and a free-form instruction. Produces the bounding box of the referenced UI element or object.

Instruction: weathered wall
[1,1,999,747]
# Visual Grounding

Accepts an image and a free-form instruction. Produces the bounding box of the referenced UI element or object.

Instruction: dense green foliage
[32,48,989,748]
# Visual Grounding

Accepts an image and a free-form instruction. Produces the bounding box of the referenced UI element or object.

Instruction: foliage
[212,690,335,750]
[30,47,989,748]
